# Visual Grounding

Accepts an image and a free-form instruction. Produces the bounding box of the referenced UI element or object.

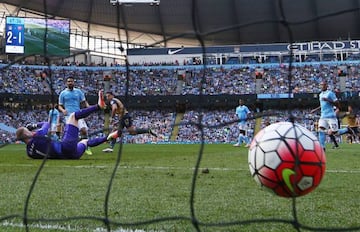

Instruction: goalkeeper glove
[26,123,38,131]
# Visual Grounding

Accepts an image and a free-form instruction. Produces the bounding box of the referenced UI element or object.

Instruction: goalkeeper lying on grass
[15,90,118,159]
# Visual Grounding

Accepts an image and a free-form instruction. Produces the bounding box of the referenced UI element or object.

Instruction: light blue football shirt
[319,90,337,119]
[48,108,59,124]
[236,105,250,121]
[58,88,86,114]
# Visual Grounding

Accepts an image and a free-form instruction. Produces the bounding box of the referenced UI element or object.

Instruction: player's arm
[323,96,340,108]
[333,100,340,109]
[81,100,90,108]
[26,123,40,131]
[80,90,89,108]
[310,106,321,113]
[322,92,339,107]
[247,107,251,117]
[111,103,118,119]
[26,122,49,135]
[34,122,50,137]
[58,92,67,115]
[58,104,67,115]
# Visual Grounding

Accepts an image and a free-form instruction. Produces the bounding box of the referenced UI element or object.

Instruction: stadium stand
[1,60,360,145]
[2,1,360,231]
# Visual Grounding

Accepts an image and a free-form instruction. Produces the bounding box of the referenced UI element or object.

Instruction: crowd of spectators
[1,61,360,145]
[1,62,360,97]
[1,106,327,145]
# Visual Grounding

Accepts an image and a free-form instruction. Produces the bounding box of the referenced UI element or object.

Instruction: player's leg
[56,122,62,140]
[337,127,349,136]
[243,124,250,147]
[50,122,59,141]
[317,118,328,150]
[124,114,157,137]
[61,96,105,158]
[244,133,250,147]
[78,119,93,155]
[74,105,102,121]
[102,138,116,153]
[72,91,105,155]
[103,121,118,152]
[329,134,339,148]
[234,122,246,146]
[109,120,119,148]
[61,113,80,157]
[328,118,340,149]
[234,133,243,147]
[353,127,360,143]
[346,126,357,142]
[75,135,114,158]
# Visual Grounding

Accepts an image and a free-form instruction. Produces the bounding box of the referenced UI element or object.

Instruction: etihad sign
[288,41,360,52]
[128,40,360,57]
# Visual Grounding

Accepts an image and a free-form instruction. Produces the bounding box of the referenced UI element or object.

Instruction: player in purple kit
[15,91,118,159]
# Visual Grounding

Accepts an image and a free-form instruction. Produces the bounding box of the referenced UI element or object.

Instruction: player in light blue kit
[15,91,117,159]
[58,76,93,155]
[48,103,60,141]
[233,99,251,147]
[311,81,348,150]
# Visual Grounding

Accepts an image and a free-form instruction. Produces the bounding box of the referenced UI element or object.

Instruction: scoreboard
[4,16,70,56]
[5,17,25,54]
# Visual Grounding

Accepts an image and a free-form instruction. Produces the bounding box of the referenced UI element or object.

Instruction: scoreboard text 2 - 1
[5,17,25,54]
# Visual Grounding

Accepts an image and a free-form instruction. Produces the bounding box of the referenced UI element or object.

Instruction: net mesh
[0,0,360,231]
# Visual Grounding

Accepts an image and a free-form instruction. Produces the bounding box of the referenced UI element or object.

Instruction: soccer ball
[248,121,326,197]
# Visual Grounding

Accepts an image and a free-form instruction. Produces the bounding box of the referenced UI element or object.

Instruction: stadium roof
[3,0,360,47]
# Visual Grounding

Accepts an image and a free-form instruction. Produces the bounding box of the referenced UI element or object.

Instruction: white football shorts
[318,118,339,133]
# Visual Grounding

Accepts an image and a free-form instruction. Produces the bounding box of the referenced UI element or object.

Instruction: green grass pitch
[0,143,359,231]
[24,25,69,56]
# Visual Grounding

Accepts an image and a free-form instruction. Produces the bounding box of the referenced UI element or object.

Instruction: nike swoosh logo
[168,48,184,55]
[282,168,295,193]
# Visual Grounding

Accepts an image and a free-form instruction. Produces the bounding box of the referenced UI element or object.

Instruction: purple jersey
[26,122,85,159]
[26,122,63,159]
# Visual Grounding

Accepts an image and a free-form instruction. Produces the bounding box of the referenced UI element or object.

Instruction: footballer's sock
[318,131,326,149]
[110,139,116,149]
[244,136,250,145]
[329,134,338,147]
[87,137,107,147]
[75,105,99,120]
[237,135,244,144]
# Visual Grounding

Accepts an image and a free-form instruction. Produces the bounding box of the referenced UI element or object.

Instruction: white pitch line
[1,221,78,231]
[1,163,360,173]
[0,221,150,232]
